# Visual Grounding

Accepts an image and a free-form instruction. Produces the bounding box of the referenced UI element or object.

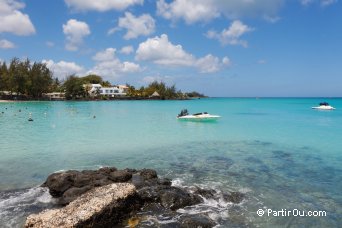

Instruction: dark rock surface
[35,166,245,227]
[159,187,202,210]
[42,167,136,204]
[193,186,217,199]
[180,214,216,228]
[223,191,245,204]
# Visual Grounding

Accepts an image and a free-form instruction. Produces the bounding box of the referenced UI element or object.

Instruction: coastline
[0,97,202,102]
[0,100,17,103]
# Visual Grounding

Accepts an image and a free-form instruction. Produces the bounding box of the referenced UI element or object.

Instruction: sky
[0,0,341,97]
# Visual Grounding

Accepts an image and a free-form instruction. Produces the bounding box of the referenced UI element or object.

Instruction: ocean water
[0,98,341,227]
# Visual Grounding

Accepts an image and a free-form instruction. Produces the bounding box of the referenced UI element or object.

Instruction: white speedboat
[177,109,221,121]
[312,102,335,110]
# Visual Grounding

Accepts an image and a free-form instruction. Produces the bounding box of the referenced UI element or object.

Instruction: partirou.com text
[257,208,327,217]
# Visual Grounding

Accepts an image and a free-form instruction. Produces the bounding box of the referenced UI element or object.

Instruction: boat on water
[312,102,335,110]
[177,109,221,121]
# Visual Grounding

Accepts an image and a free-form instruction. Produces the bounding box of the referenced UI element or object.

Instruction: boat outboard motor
[178,109,189,117]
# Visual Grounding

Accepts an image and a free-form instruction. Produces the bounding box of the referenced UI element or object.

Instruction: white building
[43,92,65,100]
[86,84,127,97]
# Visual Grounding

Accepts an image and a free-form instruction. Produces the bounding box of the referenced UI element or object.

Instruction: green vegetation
[79,74,111,86]
[62,74,112,100]
[63,75,87,100]
[185,91,207,98]
[126,81,185,100]
[0,57,206,100]
[0,58,54,98]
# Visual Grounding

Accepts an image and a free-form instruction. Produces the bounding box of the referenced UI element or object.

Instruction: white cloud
[300,0,337,6]
[63,19,91,51]
[157,0,284,24]
[65,0,143,12]
[107,27,119,35]
[222,57,231,65]
[136,34,229,73]
[42,49,141,81]
[196,55,231,73]
[120,45,134,55]
[0,39,15,49]
[0,0,35,35]
[89,48,141,79]
[109,12,155,39]
[263,15,281,23]
[142,75,173,84]
[300,0,314,5]
[321,0,337,6]
[46,41,55,47]
[136,34,194,66]
[206,20,253,47]
[92,48,117,62]
[157,0,219,24]
[257,59,266,64]
[42,59,85,80]
[195,55,221,73]
[216,0,284,19]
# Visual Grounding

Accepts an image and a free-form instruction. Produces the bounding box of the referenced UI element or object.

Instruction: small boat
[177,109,221,121]
[312,102,335,110]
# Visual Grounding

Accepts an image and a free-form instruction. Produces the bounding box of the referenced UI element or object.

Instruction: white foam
[171,178,186,187]
[0,187,54,228]
[54,169,66,173]
[0,187,50,209]
[36,189,54,204]
[169,177,252,226]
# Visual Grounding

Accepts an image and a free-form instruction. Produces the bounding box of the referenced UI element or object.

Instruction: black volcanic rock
[223,191,244,204]
[140,168,158,180]
[60,185,92,204]
[42,170,79,197]
[108,170,132,182]
[180,214,216,228]
[193,186,217,199]
[159,187,203,210]
[37,166,246,227]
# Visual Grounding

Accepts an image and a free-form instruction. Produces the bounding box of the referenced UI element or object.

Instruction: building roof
[151,91,160,97]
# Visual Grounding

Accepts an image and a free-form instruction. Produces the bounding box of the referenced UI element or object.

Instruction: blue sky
[0,0,341,97]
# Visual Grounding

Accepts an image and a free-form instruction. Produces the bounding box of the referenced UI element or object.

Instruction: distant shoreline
[0,97,204,102]
[0,100,17,103]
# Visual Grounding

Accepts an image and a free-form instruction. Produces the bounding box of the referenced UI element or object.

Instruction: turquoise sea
[0,98,341,227]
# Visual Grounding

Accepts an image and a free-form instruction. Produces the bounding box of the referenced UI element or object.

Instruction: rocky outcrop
[25,183,140,228]
[27,166,245,228]
[41,167,204,209]
[42,167,136,204]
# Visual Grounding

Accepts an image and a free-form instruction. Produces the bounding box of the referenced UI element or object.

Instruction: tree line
[0,58,206,100]
[126,81,184,100]
[0,58,56,98]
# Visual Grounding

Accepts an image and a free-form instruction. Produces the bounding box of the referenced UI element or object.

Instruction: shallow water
[0,98,341,227]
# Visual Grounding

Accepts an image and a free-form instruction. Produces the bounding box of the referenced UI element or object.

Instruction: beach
[0,100,15,103]
[0,98,341,227]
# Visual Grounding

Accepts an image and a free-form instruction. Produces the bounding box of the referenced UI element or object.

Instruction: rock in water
[24,183,140,228]
[180,214,216,228]
[223,191,244,204]
[159,187,202,210]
